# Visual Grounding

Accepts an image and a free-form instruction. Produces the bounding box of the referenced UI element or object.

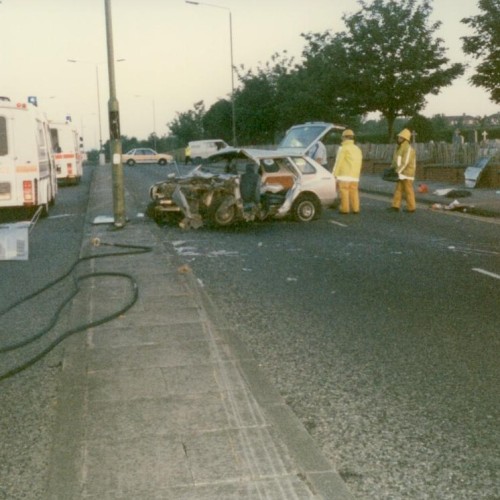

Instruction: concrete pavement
[47,165,353,500]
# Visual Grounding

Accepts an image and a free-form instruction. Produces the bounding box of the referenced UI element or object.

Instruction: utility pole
[104,0,125,227]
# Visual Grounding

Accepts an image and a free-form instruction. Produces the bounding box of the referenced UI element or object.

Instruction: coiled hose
[0,240,152,381]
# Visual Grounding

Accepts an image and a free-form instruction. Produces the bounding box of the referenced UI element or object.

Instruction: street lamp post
[186,0,237,145]
[104,0,125,228]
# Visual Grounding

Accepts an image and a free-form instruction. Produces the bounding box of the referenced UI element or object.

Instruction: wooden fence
[329,142,500,167]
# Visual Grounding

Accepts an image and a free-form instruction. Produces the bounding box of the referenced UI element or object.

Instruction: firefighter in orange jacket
[389,128,416,212]
[332,129,363,214]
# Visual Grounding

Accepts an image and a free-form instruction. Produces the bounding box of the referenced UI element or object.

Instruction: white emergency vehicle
[49,121,83,184]
[188,139,229,162]
[0,97,57,216]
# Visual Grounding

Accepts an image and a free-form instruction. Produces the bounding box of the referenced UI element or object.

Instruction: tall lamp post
[104,0,125,228]
[185,0,236,145]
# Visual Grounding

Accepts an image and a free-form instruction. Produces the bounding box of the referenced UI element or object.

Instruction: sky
[0,0,497,150]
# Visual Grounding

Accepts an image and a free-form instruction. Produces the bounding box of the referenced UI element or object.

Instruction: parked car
[148,122,344,229]
[122,148,173,166]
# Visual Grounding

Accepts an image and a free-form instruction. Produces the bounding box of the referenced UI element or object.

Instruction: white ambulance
[0,97,57,216]
[49,121,83,184]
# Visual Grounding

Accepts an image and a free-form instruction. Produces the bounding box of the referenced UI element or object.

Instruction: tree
[307,0,464,140]
[429,113,453,141]
[203,99,232,142]
[167,101,206,145]
[234,73,277,144]
[461,0,500,104]
[298,32,359,126]
[403,114,434,142]
[235,52,296,143]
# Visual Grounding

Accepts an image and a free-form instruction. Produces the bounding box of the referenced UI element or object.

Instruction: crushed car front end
[149,168,259,229]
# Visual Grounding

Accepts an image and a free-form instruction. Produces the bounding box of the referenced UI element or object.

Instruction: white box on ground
[0,222,30,260]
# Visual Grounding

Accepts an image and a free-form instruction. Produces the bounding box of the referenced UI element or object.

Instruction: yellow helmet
[342,129,355,138]
[398,128,412,141]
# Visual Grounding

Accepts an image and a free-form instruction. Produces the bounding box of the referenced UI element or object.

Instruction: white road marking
[472,268,500,280]
[329,220,348,227]
[48,213,75,219]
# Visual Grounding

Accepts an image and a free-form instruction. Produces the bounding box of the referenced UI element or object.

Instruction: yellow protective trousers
[392,179,416,211]
[338,181,360,214]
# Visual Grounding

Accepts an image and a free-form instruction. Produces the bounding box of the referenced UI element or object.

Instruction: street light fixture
[185,0,237,145]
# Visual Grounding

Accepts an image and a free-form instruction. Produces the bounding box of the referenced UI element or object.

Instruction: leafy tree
[203,99,232,142]
[461,0,500,104]
[403,114,434,142]
[235,52,296,143]
[167,101,205,145]
[234,73,277,144]
[298,32,358,125]
[429,113,453,141]
[155,134,182,152]
[305,0,464,140]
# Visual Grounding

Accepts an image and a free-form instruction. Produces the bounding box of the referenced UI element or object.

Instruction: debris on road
[430,199,473,212]
[433,188,472,198]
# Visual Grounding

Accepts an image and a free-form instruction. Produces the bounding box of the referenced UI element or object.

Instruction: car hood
[278,122,345,155]
[207,122,345,162]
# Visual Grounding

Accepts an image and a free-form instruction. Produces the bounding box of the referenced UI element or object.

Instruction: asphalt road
[126,164,500,499]
[0,170,91,500]
[1,163,498,499]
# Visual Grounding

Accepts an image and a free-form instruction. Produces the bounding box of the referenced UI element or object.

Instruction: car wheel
[292,194,321,222]
[126,159,135,166]
[209,196,237,226]
[158,159,167,166]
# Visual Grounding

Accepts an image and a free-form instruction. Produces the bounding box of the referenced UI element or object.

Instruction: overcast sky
[0,0,496,150]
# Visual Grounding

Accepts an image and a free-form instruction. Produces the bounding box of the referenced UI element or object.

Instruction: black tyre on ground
[292,194,322,222]
[208,196,237,227]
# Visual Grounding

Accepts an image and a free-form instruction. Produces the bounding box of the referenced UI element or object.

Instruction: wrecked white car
[148,122,344,229]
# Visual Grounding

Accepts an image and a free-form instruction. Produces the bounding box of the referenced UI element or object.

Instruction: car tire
[209,196,237,227]
[126,159,136,166]
[292,194,321,222]
[158,159,167,166]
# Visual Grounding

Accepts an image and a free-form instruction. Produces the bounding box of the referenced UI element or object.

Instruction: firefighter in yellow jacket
[389,128,416,212]
[332,129,363,214]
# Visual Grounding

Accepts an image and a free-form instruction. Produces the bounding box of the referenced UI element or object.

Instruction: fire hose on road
[0,239,152,381]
